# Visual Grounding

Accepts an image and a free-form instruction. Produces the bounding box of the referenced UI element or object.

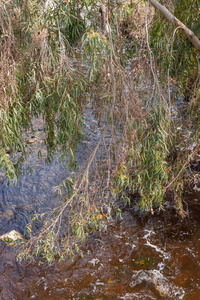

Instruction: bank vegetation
[0,0,200,263]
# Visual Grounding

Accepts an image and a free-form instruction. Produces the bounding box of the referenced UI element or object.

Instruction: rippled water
[1,191,200,299]
[1,63,200,299]
[1,108,200,299]
[0,99,103,236]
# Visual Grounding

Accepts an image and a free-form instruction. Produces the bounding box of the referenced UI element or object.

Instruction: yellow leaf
[97,214,103,220]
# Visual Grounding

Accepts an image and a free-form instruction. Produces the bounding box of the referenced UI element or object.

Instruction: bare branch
[149,0,200,55]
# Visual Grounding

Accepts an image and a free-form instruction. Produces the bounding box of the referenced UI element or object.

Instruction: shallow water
[1,110,200,299]
[1,111,200,300]
[1,67,200,299]
[1,191,200,299]
[0,98,103,236]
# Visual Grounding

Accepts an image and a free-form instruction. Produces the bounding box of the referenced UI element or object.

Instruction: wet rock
[130,270,179,298]
[28,138,37,144]
[0,230,24,246]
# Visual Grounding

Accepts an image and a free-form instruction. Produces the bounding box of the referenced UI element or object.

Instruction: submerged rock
[130,269,184,298]
[0,230,23,246]
[2,209,14,219]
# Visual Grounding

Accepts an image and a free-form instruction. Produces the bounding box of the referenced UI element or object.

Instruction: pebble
[0,230,23,246]
[28,138,37,144]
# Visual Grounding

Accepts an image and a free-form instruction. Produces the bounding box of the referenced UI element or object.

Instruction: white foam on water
[143,229,170,260]
[130,269,185,299]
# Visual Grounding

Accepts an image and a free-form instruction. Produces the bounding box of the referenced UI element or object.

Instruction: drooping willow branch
[149,0,200,55]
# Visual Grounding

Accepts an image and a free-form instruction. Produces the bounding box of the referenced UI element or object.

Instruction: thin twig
[164,142,200,191]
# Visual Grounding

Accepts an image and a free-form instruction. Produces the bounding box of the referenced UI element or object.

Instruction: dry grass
[120,1,154,40]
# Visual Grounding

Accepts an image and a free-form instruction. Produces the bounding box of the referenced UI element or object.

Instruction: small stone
[156,284,169,297]
[28,138,37,144]
[0,230,23,246]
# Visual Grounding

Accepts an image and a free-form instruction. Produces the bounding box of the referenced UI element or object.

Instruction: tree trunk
[149,0,200,55]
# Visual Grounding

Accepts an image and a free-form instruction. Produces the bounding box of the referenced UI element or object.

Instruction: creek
[1,109,200,300]
[1,63,200,300]
[1,180,200,299]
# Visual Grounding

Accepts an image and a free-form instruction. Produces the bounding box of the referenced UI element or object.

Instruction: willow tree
[149,0,200,99]
[0,0,90,181]
[1,0,200,262]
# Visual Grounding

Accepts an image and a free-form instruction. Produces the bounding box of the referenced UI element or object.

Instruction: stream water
[1,110,200,300]
[1,186,200,299]
[1,63,200,300]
